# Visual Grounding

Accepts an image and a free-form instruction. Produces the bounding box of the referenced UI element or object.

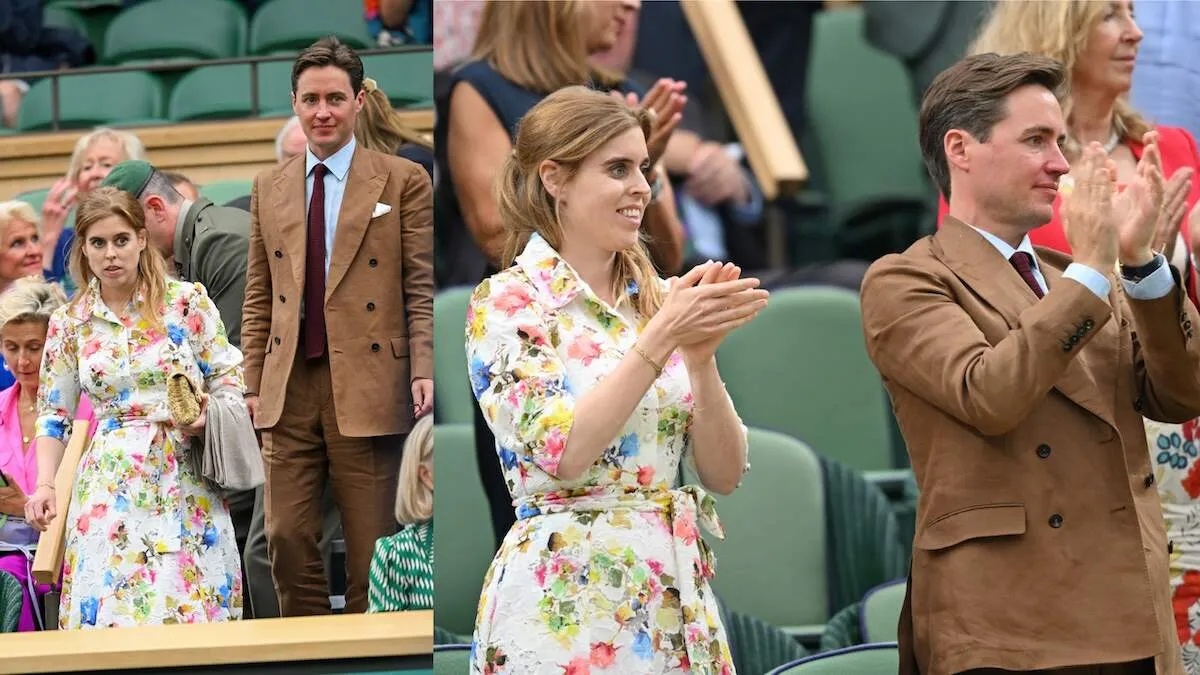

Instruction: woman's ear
[538,159,565,200]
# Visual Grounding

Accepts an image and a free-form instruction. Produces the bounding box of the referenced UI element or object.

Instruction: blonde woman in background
[367,413,433,613]
[40,128,146,293]
[466,87,765,674]
[25,187,244,628]
[0,201,57,392]
[355,76,435,181]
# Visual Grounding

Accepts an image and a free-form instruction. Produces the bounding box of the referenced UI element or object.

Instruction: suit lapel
[935,217,1117,430]
[272,158,308,293]
[326,148,386,300]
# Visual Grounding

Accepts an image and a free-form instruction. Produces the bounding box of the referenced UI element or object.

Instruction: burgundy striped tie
[304,163,328,359]
[1009,251,1044,299]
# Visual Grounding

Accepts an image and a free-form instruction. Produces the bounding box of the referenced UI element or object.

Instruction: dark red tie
[304,163,328,360]
[1010,252,1044,299]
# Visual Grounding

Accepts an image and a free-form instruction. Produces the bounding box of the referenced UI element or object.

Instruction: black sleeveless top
[433,60,643,288]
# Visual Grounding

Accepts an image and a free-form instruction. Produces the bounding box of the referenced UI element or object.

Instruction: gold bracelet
[632,345,663,378]
[36,481,54,492]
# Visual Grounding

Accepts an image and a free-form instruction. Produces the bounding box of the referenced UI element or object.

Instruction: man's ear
[143,195,166,218]
[944,129,974,173]
[538,160,565,200]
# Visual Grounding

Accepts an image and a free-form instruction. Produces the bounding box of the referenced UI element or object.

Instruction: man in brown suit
[241,36,434,616]
[861,53,1200,674]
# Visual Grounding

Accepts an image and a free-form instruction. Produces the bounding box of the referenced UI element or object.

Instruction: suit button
[1145,473,1155,488]
[371,343,380,352]
[1062,343,1072,352]
[369,258,378,267]
[1068,334,1080,344]
[1048,513,1063,528]
[1134,397,1144,412]
[366,302,375,311]
[1036,444,1051,459]
[274,250,283,258]
[273,337,281,345]
[1083,319,1095,330]
[279,295,286,303]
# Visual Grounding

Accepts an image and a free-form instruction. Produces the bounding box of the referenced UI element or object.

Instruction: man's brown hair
[292,36,364,95]
[920,52,1066,200]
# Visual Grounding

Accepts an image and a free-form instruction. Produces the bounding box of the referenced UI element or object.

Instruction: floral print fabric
[36,277,244,628]
[465,234,740,674]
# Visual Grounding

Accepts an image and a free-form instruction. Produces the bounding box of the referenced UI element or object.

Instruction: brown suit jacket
[861,217,1200,675]
[241,145,434,437]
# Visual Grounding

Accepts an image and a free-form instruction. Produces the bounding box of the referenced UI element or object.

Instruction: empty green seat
[861,579,905,643]
[362,50,434,106]
[167,61,296,121]
[434,286,475,425]
[432,644,471,675]
[199,180,252,206]
[12,188,51,213]
[249,0,372,55]
[18,71,165,131]
[432,424,495,637]
[768,644,900,674]
[43,5,88,36]
[716,286,898,477]
[102,0,247,64]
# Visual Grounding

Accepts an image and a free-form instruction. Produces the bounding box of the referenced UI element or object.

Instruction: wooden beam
[0,611,432,673]
[681,0,807,199]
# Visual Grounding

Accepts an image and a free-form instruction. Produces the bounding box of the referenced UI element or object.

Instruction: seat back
[168,65,254,122]
[18,71,164,131]
[102,0,246,64]
[717,286,893,473]
[860,580,906,643]
[433,287,475,425]
[768,643,900,674]
[362,51,435,108]
[432,644,471,675]
[199,180,253,207]
[249,0,372,55]
[683,427,827,630]
[432,424,495,637]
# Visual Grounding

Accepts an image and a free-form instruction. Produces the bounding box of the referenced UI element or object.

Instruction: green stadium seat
[18,71,165,131]
[102,0,247,64]
[433,286,474,425]
[12,188,51,212]
[43,5,88,36]
[167,61,296,122]
[199,180,252,206]
[362,51,434,107]
[249,0,373,55]
[432,424,494,638]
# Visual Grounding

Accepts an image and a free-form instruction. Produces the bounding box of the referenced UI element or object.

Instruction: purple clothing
[0,550,52,631]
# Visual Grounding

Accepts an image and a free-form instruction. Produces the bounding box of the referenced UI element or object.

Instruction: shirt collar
[513,233,640,311]
[305,135,356,181]
[172,199,196,270]
[68,278,147,325]
[968,224,1040,272]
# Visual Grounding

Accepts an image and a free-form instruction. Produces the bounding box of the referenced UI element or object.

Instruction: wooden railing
[0,611,432,673]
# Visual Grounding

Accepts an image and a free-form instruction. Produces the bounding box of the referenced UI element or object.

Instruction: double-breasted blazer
[861,217,1200,675]
[241,145,434,437]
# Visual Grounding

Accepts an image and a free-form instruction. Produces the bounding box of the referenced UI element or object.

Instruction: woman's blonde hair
[0,276,67,328]
[470,0,621,94]
[969,0,1151,160]
[65,128,145,187]
[395,414,434,525]
[0,201,41,239]
[355,78,434,153]
[498,86,662,317]
[68,187,169,333]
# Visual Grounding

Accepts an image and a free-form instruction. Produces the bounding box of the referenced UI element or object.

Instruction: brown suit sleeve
[861,254,1113,436]
[241,174,271,395]
[398,161,434,381]
[1125,265,1200,423]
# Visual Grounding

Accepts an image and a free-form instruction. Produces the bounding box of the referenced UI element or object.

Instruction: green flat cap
[100,160,156,198]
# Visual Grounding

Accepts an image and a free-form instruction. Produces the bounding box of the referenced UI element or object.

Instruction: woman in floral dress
[465,88,768,674]
[25,187,243,628]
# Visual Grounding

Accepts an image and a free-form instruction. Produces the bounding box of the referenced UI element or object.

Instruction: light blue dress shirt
[304,135,357,278]
[968,225,1174,301]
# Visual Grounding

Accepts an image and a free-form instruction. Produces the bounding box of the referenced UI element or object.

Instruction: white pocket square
[372,202,392,218]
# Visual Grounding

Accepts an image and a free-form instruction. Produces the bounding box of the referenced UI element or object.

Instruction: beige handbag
[167,372,203,427]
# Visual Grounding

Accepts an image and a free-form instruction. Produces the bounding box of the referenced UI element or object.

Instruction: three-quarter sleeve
[465,278,576,478]
[183,282,244,396]
[36,310,81,442]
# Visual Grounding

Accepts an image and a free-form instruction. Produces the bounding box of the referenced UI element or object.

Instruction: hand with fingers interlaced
[647,260,768,365]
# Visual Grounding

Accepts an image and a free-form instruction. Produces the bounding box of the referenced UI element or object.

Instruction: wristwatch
[649,172,664,203]
[1119,254,1165,282]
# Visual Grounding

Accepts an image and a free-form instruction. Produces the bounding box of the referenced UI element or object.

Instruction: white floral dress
[36,277,244,628]
[465,234,741,675]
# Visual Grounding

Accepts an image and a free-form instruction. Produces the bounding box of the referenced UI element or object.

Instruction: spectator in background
[226,118,307,212]
[162,171,199,201]
[354,77,434,181]
[40,127,146,295]
[0,277,94,631]
[436,0,688,550]
[432,0,484,72]
[366,0,431,46]
[0,201,54,391]
[0,0,95,128]
[1130,1,1200,140]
